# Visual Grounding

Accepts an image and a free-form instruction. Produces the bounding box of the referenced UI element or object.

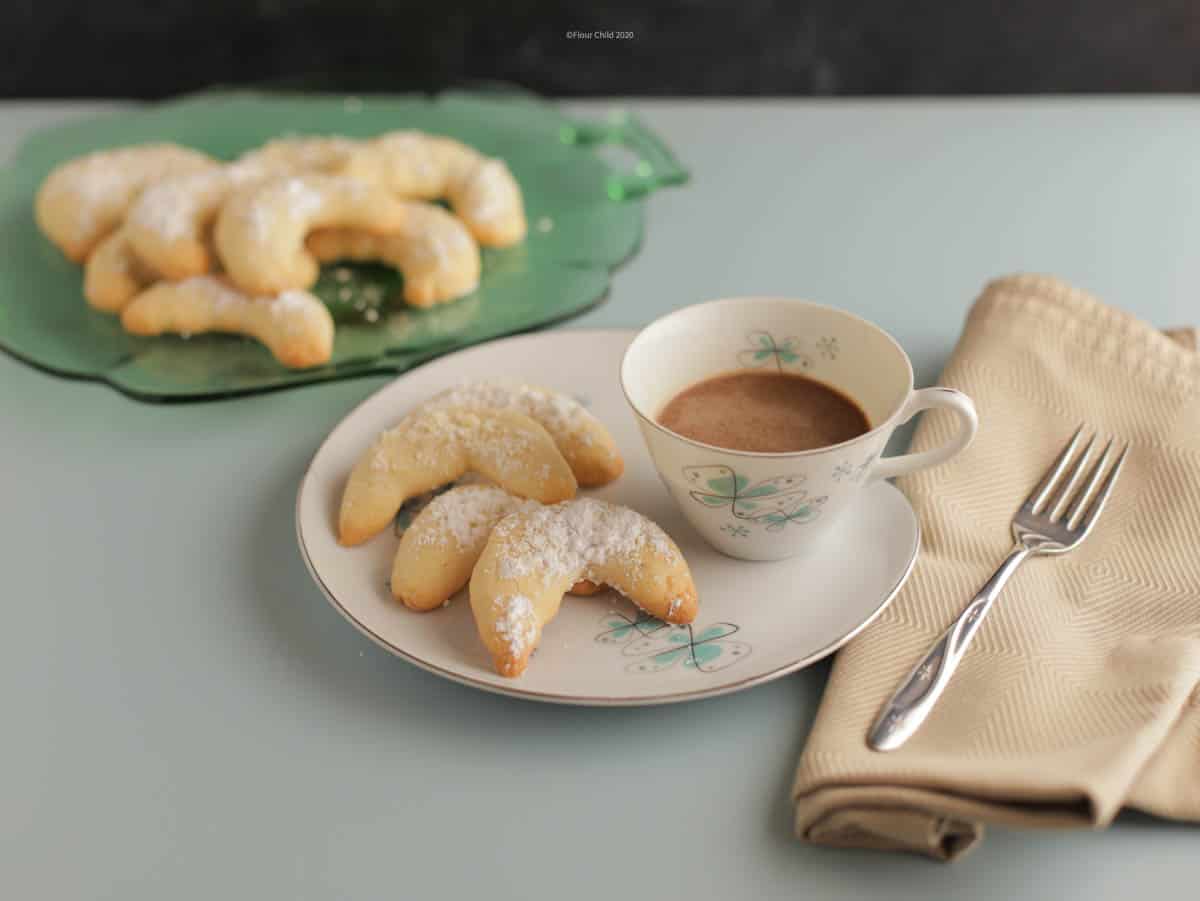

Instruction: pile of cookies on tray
[336,379,700,678]
[34,133,527,368]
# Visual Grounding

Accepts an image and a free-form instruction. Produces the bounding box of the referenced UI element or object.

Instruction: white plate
[296,329,919,706]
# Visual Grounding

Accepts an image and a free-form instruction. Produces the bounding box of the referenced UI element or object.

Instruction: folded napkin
[792,274,1200,860]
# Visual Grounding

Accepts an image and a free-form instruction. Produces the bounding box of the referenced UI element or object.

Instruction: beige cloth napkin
[792,274,1200,860]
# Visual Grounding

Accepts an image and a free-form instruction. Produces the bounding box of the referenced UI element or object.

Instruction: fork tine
[1048,434,1097,521]
[1065,439,1115,529]
[1024,425,1085,514]
[1075,443,1129,536]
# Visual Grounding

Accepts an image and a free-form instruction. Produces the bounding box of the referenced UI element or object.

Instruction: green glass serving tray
[0,89,687,400]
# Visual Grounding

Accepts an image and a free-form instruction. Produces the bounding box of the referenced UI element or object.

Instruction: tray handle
[560,111,689,200]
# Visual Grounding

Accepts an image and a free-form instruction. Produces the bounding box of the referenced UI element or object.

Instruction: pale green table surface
[3,99,1197,899]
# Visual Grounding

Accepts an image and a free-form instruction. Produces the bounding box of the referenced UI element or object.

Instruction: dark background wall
[5,0,1200,98]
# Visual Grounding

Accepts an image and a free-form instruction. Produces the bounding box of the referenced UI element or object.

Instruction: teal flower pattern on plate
[594,612,751,674]
[594,610,670,646]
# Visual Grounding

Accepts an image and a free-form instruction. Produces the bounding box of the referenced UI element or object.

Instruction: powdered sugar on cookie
[495,497,677,585]
[370,409,539,481]
[245,177,325,242]
[416,484,537,550]
[419,380,625,488]
[492,594,537,657]
[129,168,229,242]
[428,381,597,446]
[339,404,576,546]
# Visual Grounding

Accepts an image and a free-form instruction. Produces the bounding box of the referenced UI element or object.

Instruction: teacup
[620,297,978,561]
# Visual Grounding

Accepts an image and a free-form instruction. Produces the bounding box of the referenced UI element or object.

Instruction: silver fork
[867,426,1129,752]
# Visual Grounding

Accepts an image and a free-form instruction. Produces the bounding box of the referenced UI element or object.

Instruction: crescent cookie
[214,173,406,295]
[344,132,526,247]
[470,498,699,677]
[235,136,359,174]
[35,143,217,262]
[120,276,334,370]
[338,408,577,546]
[83,227,157,312]
[125,142,360,282]
[307,202,481,307]
[125,165,257,281]
[422,381,623,486]
[391,485,538,611]
[391,485,599,611]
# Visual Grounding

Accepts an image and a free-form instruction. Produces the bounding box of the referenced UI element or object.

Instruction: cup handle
[868,387,978,482]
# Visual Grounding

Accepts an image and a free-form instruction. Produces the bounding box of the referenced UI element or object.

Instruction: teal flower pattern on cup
[595,611,751,674]
[683,464,826,530]
[761,507,823,531]
[737,331,840,372]
[815,336,839,359]
[738,331,810,371]
[831,452,877,484]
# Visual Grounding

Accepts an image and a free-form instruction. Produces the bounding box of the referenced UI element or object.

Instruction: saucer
[296,330,920,706]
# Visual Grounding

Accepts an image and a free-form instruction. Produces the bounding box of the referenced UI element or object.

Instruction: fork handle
[867,544,1034,752]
